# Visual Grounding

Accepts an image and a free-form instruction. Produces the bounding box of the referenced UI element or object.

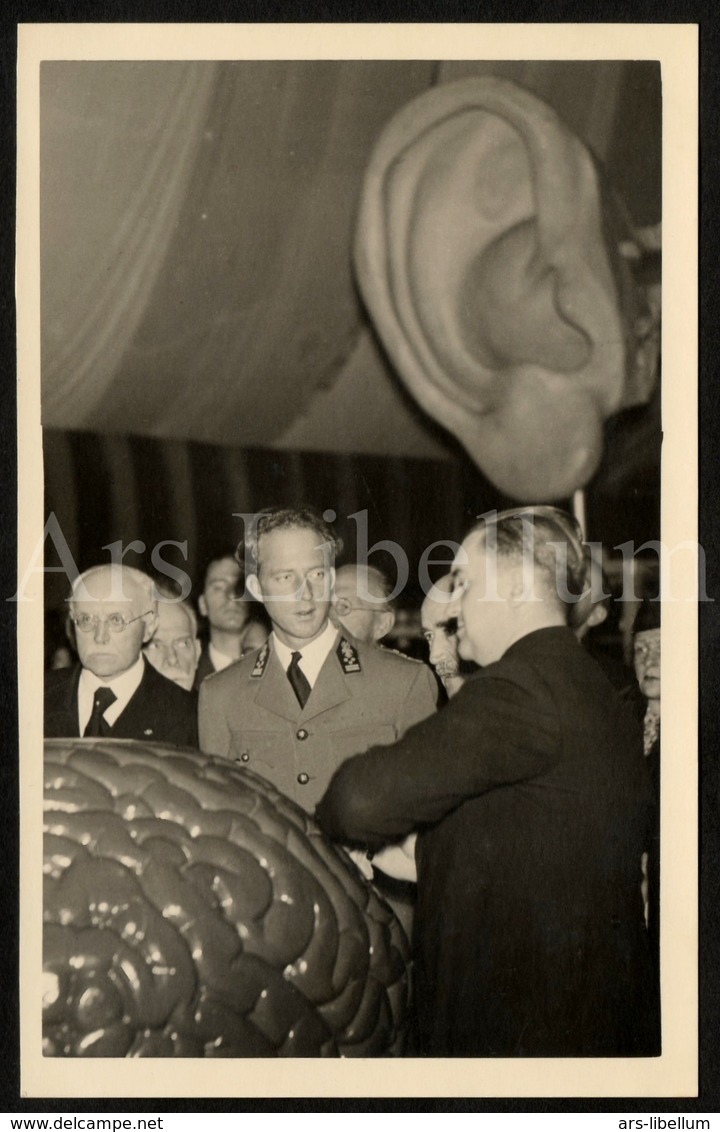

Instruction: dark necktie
[83,686,117,737]
[287,651,311,709]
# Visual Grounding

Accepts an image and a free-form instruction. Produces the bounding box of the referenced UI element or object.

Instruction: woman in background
[627,598,661,979]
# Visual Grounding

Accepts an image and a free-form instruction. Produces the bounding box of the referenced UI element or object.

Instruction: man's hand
[371,833,418,883]
[344,846,375,881]
[344,834,419,884]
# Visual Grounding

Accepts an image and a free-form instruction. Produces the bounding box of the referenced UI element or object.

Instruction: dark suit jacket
[621,678,661,977]
[45,659,198,748]
[193,643,216,689]
[317,626,659,1057]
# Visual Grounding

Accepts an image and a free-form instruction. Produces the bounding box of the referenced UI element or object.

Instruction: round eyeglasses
[333,597,389,617]
[70,610,153,634]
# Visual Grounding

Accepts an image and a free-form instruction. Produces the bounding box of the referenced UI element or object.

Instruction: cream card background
[17,21,698,1099]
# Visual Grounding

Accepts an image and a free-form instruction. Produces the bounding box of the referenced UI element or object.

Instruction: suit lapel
[108,659,155,739]
[253,637,355,723]
[193,645,215,688]
[253,646,303,723]
[299,645,352,722]
[45,665,82,736]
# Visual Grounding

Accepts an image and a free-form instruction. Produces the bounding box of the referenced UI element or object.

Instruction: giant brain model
[43,739,410,1057]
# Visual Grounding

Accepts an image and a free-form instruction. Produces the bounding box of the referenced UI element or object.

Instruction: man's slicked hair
[470,505,587,617]
[243,507,343,577]
[335,562,395,608]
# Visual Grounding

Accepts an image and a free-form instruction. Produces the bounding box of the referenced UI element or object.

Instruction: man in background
[45,564,197,747]
[420,573,468,699]
[570,548,632,687]
[144,580,202,692]
[627,596,661,984]
[331,563,395,645]
[194,550,268,688]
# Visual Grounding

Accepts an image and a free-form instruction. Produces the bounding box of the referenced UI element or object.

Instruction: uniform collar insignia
[337,636,362,674]
[251,642,269,678]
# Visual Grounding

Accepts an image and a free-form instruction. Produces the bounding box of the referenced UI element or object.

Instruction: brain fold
[43,738,410,1057]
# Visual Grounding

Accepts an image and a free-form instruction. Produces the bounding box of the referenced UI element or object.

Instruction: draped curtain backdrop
[41,63,219,426]
[40,60,661,608]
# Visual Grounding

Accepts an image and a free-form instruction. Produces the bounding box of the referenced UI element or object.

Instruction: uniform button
[296,728,308,740]
[297,772,310,785]
[240,753,249,763]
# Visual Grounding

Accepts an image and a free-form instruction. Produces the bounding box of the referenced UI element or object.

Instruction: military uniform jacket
[198,632,438,810]
[44,658,199,748]
[193,622,268,690]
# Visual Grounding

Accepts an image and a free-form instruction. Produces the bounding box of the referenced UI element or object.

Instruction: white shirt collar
[208,641,236,672]
[271,621,339,688]
[78,654,146,733]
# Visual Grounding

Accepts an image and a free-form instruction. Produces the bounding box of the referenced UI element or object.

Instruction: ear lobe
[198,594,208,617]
[142,612,158,643]
[587,604,608,630]
[246,574,263,603]
[374,610,396,642]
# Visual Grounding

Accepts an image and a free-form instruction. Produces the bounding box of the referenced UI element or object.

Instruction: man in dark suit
[45,564,198,747]
[317,506,659,1057]
[143,579,202,692]
[198,507,437,811]
[420,572,471,700]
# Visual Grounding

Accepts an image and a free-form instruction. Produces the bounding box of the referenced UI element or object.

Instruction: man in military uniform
[198,507,437,811]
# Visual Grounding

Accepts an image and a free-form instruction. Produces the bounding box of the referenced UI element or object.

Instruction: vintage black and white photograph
[17,23,698,1098]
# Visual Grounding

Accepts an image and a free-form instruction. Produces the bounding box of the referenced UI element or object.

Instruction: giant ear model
[355,77,657,501]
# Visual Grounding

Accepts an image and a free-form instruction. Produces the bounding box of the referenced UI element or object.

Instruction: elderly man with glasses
[44,564,198,747]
